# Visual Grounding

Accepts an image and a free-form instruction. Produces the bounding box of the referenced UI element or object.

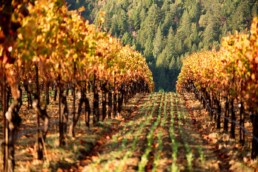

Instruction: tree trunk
[93,91,99,123]
[108,89,112,119]
[54,86,58,102]
[70,85,76,137]
[70,61,76,137]
[124,86,128,105]
[84,97,91,128]
[224,97,229,133]
[6,87,11,108]
[251,113,258,159]
[216,98,221,129]
[59,89,65,146]
[113,92,117,117]
[61,95,69,135]
[118,91,123,113]
[34,64,44,160]
[2,72,23,172]
[5,99,22,172]
[113,75,117,117]
[24,81,32,109]
[230,99,235,139]
[239,102,244,145]
[70,88,91,136]
[2,69,8,171]
[102,90,107,121]
[57,71,65,146]
[32,97,49,155]
[209,95,213,120]
[202,96,206,109]
[45,81,50,105]
[93,75,99,124]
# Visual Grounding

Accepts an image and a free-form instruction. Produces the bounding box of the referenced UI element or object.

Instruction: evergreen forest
[66,0,258,91]
[1,0,258,171]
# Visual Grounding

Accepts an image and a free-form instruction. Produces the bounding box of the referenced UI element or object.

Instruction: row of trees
[0,0,153,171]
[177,17,258,159]
[66,0,258,91]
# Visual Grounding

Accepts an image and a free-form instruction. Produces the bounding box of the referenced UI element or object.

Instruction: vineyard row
[0,0,154,171]
[177,17,258,159]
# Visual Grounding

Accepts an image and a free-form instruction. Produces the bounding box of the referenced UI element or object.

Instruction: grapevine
[177,17,258,159]
[0,0,153,171]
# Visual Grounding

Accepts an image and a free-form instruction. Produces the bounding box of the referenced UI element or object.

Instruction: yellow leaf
[78,6,85,13]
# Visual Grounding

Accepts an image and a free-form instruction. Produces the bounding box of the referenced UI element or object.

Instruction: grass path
[80,92,224,172]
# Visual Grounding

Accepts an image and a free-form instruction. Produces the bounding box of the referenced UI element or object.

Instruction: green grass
[138,93,163,172]
[84,93,160,172]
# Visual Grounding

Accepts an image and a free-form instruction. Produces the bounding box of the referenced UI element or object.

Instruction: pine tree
[65,0,258,91]
[153,25,164,59]
[117,9,128,35]
[231,1,251,31]
[122,32,133,45]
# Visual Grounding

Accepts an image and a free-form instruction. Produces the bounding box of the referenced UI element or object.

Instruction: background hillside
[66,0,258,91]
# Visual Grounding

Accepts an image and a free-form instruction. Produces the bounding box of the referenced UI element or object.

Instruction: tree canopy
[66,0,258,91]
